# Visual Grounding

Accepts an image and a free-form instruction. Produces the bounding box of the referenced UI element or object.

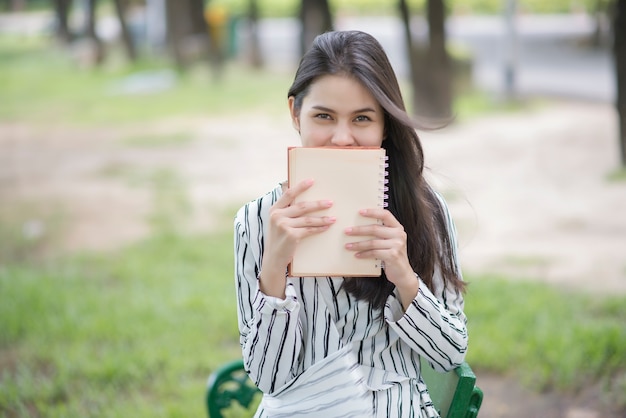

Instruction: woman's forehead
[304,75,380,110]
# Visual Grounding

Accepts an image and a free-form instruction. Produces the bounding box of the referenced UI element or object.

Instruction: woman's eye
[315,113,332,120]
[354,115,371,122]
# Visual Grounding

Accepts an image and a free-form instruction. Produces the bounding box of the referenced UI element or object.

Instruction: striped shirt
[234,184,468,417]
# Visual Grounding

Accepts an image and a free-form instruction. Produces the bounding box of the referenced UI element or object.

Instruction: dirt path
[423,101,626,295]
[1,100,625,417]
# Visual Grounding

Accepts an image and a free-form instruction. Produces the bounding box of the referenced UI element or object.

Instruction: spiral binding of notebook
[374,154,389,272]
[379,155,389,209]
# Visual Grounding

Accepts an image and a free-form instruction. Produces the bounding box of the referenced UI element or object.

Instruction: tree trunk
[85,0,98,39]
[614,0,626,166]
[165,0,185,69]
[166,0,214,72]
[299,0,333,56]
[83,0,105,66]
[246,0,263,67]
[503,0,517,100]
[424,0,452,118]
[10,0,25,11]
[52,0,73,44]
[112,0,137,61]
[398,0,452,119]
[398,0,420,113]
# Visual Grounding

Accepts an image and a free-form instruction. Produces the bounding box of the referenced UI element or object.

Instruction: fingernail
[344,227,352,234]
[345,243,353,249]
[324,200,333,207]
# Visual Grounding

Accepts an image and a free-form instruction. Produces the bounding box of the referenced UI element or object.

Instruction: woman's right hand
[259,179,336,298]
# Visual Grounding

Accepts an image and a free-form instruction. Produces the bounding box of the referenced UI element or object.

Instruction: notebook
[287,147,388,277]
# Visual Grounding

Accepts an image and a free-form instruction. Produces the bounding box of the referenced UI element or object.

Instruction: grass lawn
[0,229,240,417]
[2,229,626,417]
[0,36,291,126]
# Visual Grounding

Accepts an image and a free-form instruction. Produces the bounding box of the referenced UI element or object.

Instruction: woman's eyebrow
[311,105,335,113]
[311,105,377,113]
[353,107,377,114]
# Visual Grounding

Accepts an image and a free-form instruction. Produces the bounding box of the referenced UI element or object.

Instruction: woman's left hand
[345,208,419,309]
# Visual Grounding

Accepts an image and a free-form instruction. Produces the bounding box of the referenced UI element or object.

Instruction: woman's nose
[330,124,356,146]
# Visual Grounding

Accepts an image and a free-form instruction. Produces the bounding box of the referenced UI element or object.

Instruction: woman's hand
[259,179,336,298]
[344,208,419,310]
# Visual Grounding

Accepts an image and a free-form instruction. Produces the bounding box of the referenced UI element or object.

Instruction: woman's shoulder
[235,183,283,222]
[432,188,450,211]
[425,184,450,211]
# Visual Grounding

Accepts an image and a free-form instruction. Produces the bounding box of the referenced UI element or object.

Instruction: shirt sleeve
[385,276,467,371]
[383,194,468,372]
[234,203,304,394]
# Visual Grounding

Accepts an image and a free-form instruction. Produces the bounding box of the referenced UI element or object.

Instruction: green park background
[1,0,625,417]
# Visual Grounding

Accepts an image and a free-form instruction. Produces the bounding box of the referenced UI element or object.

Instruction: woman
[234,30,467,417]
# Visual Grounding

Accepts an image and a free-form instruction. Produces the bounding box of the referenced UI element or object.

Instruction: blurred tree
[52,0,73,44]
[590,0,613,47]
[299,0,333,56]
[165,0,207,71]
[166,0,220,74]
[399,0,452,119]
[51,0,135,64]
[245,0,263,67]
[9,0,24,10]
[113,0,137,61]
[614,0,626,166]
[398,0,417,102]
[84,0,106,65]
[50,0,220,72]
[503,0,517,101]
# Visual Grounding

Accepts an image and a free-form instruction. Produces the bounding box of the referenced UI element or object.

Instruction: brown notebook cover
[287,147,388,277]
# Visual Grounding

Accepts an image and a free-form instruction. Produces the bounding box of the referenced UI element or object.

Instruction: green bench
[418,358,483,418]
[206,358,483,418]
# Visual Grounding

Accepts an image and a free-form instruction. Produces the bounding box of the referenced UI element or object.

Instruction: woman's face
[289,75,385,147]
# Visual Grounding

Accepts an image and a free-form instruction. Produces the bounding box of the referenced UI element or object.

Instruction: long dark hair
[287,30,465,310]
